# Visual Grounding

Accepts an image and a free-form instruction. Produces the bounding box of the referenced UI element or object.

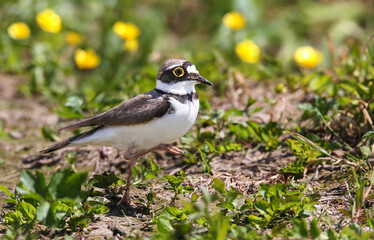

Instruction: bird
[40,59,213,206]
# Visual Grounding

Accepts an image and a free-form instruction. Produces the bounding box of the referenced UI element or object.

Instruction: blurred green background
[1,0,373,113]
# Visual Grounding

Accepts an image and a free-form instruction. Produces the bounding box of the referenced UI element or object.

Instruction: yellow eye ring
[173,67,184,77]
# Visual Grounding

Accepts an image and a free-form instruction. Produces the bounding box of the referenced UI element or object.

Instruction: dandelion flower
[223,12,246,30]
[36,9,62,33]
[66,31,82,45]
[294,46,323,69]
[123,39,139,52]
[74,48,101,69]
[8,22,30,40]
[113,21,140,40]
[235,39,261,64]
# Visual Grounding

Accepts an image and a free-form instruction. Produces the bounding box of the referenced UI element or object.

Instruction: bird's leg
[117,145,137,206]
[117,155,138,206]
[117,144,166,206]
[117,144,184,206]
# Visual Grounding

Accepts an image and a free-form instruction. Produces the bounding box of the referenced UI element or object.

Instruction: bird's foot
[160,144,184,155]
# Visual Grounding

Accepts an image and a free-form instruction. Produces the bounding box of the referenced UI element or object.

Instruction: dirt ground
[0,74,353,238]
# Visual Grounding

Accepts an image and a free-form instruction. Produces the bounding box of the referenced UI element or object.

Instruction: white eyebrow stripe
[187,65,199,74]
[166,64,180,70]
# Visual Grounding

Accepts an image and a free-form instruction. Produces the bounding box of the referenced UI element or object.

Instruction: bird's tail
[40,126,104,154]
[40,138,72,154]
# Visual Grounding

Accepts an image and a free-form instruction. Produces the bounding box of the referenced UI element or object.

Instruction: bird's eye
[173,67,184,77]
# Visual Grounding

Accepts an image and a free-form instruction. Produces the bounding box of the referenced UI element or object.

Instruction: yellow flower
[7,22,30,40]
[113,21,140,40]
[223,12,246,30]
[235,40,261,64]
[123,39,139,52]
[66,31,82,45]
[74,48,101,69]
[36,9,62,33]
[294,46,323,69]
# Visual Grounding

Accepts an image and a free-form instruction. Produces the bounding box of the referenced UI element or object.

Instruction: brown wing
[58,90,170,131]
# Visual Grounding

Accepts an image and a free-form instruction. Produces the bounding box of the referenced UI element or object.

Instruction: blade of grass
[285,131,358,166]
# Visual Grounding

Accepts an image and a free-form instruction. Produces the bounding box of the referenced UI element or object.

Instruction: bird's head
[156,59,212,95]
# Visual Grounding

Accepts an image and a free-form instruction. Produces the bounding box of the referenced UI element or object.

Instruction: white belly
[72,97,199,150]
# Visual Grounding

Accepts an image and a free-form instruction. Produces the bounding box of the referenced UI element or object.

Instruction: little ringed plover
[41,59,212,205]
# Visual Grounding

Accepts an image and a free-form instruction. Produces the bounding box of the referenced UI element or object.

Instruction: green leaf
[68,216,90,229]
[254,200,270,216]
[285,131,332,158]
[213,212,230,240]
[166,206,181,217]
[212,178,226,194]
[20,170,48,199]
[326,229,338,240]
[41,125,59,142]
[183,186,194,193]
[223,202,235,211]
[144,172,156,180]
[4,211,23,225]
[227,187,242,203]
[362,131,374,139]
[355,183,364,211]
[157,216,173,233]
[269,198,281,212]
[224,108,243,117]
[6,198,17,205]
[360,146,372,158]
[17,201,36,220]
[56,104,83,119]
[291,218,308,238]
[247,215,266,225]
[92,173,120,189]
[239,199,253,211]
[191,192,199,202]
[309,75,331,92]
[278,201,299,211]
[0,121,8,138]
[298,103,314,112]
[65,96,84,114]
[370,171,374,185]
[195,216,205,226]
[48,169,88,202]
[65,152,78,166]
[36,200,57,228]
[309,217,321,239]
[146,192,156,202]
[92,205,109,214]
[48,170,65,199]
[36,200,50,222]
[0,184,11,197]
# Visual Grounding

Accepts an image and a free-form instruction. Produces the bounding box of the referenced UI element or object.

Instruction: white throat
[156,80,197,95]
